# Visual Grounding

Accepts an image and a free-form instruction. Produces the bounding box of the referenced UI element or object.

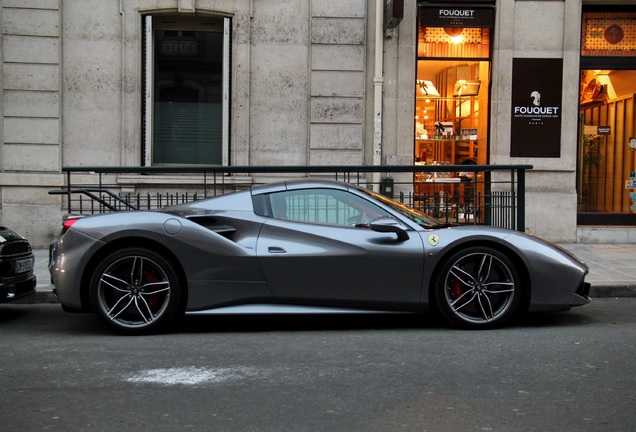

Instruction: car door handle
[268,246,286,254]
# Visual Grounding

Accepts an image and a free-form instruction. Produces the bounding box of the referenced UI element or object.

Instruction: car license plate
[14,257,34,274]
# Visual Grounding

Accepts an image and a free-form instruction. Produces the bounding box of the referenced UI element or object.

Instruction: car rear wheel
[89,247,183,335]
[434,247,521,329]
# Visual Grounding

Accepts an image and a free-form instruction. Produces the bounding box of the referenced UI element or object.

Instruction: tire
[89,247,183,335]
[434,246,522,329]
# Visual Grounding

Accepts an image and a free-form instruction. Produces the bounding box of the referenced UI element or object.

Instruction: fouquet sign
[510,58,563,158]
[420,5,493,28]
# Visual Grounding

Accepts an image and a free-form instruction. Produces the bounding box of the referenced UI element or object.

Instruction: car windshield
[356,187,444,229]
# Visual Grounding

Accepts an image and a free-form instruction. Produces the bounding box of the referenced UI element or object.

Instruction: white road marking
[126,366,253,386]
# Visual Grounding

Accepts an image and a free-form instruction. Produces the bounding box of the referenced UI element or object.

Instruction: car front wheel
[434,247,522,329]
[89,247,183,335]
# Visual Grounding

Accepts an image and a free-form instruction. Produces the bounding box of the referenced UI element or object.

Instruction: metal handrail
[59,164,530,174]
[52,164,533,231]
[49,188,138,211]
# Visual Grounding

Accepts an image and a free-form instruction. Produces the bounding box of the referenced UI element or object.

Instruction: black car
[0,225,36,303]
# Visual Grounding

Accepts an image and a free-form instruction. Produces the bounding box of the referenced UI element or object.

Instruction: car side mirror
[369,217,409,241]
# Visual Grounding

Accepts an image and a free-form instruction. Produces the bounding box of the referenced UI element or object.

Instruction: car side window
[268,189,390,227]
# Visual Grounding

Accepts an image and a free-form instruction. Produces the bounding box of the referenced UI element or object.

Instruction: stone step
[577,226,636,244]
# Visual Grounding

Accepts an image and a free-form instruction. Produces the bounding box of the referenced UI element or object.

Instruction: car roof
[250,179,351,196]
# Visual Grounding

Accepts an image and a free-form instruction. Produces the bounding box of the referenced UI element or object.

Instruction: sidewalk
[556,243,636,297]
[25,243,636,304]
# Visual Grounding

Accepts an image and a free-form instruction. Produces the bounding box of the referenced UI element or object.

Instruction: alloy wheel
[91,249,180,333]
[438,248,519,328]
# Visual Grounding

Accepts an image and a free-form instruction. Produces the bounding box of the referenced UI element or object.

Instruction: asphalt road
[1,300,635,432]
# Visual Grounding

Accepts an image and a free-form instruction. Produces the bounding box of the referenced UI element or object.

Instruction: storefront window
[415,60,488,166]
[578,9,636,224]
[415,6,492,167]
[413,5,493,222]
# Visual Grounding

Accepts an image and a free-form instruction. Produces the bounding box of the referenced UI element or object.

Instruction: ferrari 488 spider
[49,180,590,334]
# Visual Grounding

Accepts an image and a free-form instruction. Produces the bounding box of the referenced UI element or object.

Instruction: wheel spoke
[101,273,131,293]
[477,292,494,321]
[130,257,144,284]
[134,296,152,324]
[107,295,135,320]
[483,281,515,294]
[449,265,476,287]
[450,290,477,311]
[140,281,170,295]
[477,254,493,282]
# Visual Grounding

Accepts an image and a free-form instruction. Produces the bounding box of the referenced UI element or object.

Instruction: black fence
[50,164,532,231]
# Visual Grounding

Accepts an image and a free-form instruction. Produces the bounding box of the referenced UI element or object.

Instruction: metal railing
[49,164,532,231]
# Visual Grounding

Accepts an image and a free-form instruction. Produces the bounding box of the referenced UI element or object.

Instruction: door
[255,189,425,306]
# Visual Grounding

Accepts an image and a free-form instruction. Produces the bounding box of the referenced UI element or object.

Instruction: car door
[255,188,425,306]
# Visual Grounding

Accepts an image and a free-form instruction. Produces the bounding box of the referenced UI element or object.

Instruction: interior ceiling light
[444,28,463,37]
[444,28,464,44]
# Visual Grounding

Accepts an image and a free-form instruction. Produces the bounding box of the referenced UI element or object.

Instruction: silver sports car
[49,180,590,334]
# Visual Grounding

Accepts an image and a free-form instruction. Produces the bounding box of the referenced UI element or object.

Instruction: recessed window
[143,16,230,165]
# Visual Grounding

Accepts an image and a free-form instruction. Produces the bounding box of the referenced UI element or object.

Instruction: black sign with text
[420,5,494,28]
[510,58,563,158]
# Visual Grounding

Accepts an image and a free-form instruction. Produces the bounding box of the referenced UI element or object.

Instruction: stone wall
[490,0,582,241]
[309,1,367,165]
[0,0,594,246]
[0,0,63,246]
[1,0,372,247]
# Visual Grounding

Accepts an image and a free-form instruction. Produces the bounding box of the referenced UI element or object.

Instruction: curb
[590,285,636,298]
[13,291,59,304]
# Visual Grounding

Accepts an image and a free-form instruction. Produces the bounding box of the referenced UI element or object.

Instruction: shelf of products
[416,139,477,164]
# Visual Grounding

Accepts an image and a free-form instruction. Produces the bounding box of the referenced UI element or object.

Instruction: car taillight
[62,216,82,234]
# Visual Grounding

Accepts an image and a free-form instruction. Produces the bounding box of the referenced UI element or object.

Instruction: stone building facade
[1,0,634,247]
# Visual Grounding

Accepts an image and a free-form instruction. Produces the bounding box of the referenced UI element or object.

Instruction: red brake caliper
[143,271,161,310]
[449,265,466,305]
[450,279,463,301]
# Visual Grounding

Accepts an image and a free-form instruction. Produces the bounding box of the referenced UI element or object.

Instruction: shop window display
[415,5,492,221]
[578,10,636,221]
